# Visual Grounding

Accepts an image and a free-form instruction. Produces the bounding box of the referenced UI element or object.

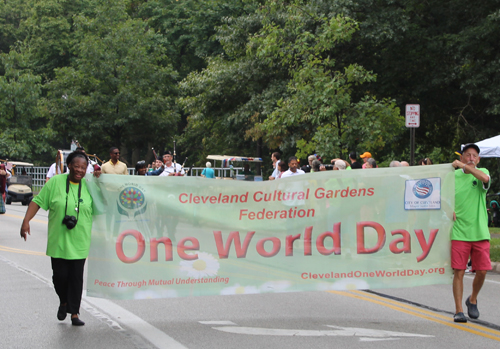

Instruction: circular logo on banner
[413,179,433,199]
[119,187,145,210]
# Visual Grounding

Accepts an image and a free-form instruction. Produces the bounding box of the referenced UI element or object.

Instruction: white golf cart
[207,155,263,181]
[4,161,34,205]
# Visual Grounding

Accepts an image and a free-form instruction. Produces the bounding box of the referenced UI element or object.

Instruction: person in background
[145,157,164,176]
[301,155,316,173]
[135,161,149,175]
[155,158,163,170]
[201,162,215,178]
[390,160,401,167]
[281,156,305,178]
[0,164,11,214]
[150,157,161,170]
[311,160,325,172]
[349,152,362,169]
[46,162,69,182]
[333,160,346,170]
[276,161,288,179]
[243,163,254,175]
[360,152,372,169]
[365,158,377,169]
[20,151,100,326]
[330,158,350,170]
[242,163,254,181]
[269,152,281,180]
[400,161,410,167]
[159,150,184,176]
[418,158,433,165]
[101,147,128,175]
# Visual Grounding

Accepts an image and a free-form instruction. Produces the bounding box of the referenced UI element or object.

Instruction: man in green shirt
[451,143,491,323]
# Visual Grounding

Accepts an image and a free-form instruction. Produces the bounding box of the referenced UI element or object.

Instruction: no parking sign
[406,104,420,127]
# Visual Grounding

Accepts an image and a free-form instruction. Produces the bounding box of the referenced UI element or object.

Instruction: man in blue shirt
[201,162,215,178]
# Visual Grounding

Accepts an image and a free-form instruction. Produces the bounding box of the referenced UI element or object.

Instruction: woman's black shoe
[71,317,85,326]
[57,305,67,321]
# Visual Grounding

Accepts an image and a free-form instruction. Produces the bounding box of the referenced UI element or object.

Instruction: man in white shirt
[281,156,305,178]
[269,152,281,180]
[46,163,69,182]
[159,150,184,176]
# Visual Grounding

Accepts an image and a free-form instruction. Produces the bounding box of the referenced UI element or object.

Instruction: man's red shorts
[451,240,491,271]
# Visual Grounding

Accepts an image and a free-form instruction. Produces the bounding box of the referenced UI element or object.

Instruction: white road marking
[207,322,433,341]
[0,255,187,349]
[325,325,432,338]
[466,275,500,285]
[199,321,236,325]
[86,297,188,349]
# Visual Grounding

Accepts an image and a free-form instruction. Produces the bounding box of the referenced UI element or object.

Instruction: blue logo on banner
[413,179,433,199]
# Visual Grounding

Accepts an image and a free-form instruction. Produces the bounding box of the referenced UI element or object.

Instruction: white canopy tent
[466,135,500,158]
[206,155,263,163]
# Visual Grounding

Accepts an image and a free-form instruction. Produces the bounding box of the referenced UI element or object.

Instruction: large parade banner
[86,164,455,300]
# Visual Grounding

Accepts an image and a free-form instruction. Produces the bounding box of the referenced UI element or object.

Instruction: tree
[0,45,53,161]
[44,0,179,164]
[0,0,33,55]
[177,0,282,165]
[138,0,249,80]
[247,3,403,159]
[19,0,96,81]
[179,56,288,164]
[137,0,261,165]
[329,0,500,157]
[180,0,403,164]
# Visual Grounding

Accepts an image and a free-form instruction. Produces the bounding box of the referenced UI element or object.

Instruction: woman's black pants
[51,258,86,315]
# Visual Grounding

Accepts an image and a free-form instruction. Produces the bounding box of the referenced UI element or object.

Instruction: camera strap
[65,176,82,221]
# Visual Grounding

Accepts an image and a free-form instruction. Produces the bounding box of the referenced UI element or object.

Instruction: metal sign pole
[410,128,415,166]
[405,104,420,166]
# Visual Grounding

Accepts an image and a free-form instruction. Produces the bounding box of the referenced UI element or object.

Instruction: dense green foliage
[44,0,179,164]
[1,0,500,186]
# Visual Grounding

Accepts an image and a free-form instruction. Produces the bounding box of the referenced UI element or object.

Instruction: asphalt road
[2,203,500,349]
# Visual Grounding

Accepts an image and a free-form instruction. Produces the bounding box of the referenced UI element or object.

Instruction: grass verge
[491,238,500,263]
[490,227,500,262]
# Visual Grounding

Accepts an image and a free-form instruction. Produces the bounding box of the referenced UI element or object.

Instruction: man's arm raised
[452,160,490,184]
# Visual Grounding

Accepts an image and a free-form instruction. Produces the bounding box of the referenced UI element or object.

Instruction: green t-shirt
[452,168,490,241]
[33,174,93,259]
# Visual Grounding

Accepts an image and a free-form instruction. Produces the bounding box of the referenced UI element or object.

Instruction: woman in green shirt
[20,151,96,326]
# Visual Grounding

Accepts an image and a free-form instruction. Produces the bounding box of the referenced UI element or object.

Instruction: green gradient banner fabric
[86,164,455,299]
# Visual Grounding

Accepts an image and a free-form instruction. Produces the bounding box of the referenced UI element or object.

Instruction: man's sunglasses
[114,152,120,155]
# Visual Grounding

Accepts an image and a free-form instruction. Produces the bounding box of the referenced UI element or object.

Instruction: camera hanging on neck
[62,176,82,230]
